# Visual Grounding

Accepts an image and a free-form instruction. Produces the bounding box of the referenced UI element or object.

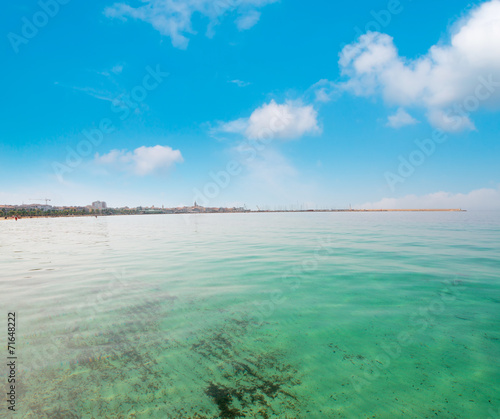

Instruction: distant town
[0,200,465,218]
[0,201,250,218]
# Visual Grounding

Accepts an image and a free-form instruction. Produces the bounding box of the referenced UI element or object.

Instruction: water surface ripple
[1,212,499,418]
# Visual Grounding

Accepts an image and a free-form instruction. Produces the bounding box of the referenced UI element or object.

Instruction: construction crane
[30,198,52,205]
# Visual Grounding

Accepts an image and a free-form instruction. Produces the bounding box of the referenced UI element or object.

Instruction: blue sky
[1,0,499,209]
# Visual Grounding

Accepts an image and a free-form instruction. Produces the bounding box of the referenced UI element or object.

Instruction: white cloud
[213,100,320,203]
[97,149,124,164]
[386,108,418,128]
[426,108,475,133]
[338,0,500,131]
[229,79,251,87]
[104,0,278,49]
[309,79,340,103]
[358,186,500,210]
[218,100,321,140]
[218,117,248,134]
[95,145,183,175]
[67,86,117,103]
[236,10,261,30]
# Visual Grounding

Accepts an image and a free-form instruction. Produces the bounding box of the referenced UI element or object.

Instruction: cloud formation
[104,0,278,49]
[358,186,500,210]
[229,79,251,87]
[386,108,418,128]
[218,100,320,140]
[95,145,183,175]
[338,0,500,131]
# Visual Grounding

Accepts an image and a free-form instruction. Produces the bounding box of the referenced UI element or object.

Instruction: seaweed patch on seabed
[19,295,303,418]
[190,318,302,418]
[21,295,171,418]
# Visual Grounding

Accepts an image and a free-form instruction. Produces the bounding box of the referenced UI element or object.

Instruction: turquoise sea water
[1,211,499,418]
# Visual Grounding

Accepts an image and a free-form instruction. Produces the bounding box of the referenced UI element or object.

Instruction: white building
[92,201,107,210]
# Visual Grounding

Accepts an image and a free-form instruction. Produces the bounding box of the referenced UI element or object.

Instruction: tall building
[92,201,107,210]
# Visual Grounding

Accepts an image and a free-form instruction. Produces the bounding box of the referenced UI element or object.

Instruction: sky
[1,0,500,209]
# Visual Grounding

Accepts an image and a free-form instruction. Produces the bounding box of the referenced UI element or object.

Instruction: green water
[1,212,499,418]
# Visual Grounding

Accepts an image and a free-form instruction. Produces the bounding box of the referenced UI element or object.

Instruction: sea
[1,211,499,418]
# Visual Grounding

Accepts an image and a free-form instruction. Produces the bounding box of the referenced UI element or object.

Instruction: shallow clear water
[1,212,499,418]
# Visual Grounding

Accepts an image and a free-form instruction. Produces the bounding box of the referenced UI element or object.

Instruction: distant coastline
[1,204,466,220]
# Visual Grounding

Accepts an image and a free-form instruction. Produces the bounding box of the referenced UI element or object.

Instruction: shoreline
[1,208,466,221]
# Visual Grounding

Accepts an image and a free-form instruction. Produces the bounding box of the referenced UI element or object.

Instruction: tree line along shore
[2,207,465,220]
